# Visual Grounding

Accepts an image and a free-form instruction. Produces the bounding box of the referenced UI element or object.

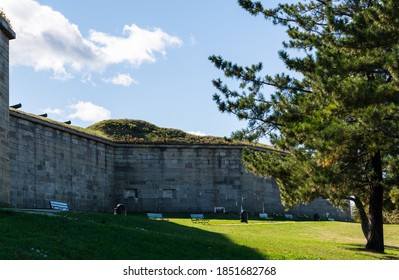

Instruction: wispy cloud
[104,73,137,87]
[2,0,182,82]
[42,107,63,115]
[41,101,111,124]
[68,101,111,123]
[189,35,198,46]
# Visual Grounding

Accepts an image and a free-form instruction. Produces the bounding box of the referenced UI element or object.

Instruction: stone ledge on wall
[0,15,16,40]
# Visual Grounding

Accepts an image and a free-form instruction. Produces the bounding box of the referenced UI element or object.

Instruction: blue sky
[2,0,290,140]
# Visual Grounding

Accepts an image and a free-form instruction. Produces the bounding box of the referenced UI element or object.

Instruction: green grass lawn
[1,209,398,260]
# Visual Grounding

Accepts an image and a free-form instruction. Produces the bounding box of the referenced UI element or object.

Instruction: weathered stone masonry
[9,110,115,211]
[9,109,286,214]
[0,19,350,219]
[7,110,349,219]
[0,17,15,205]
[113,144,285,214]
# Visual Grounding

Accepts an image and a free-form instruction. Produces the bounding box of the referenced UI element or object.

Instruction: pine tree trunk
[352,197,369,240]
[366,151,384,253]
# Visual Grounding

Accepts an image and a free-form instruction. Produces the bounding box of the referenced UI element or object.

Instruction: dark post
[240,210,248,223]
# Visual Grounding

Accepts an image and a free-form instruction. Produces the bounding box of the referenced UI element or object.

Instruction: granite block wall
[114,144,349,219]
[6,110,350,219]
[0,18,15,205]
[113,145,271,213]
[9,111,115,211]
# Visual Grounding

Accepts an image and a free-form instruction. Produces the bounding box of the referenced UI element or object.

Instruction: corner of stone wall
[0,16,15,205]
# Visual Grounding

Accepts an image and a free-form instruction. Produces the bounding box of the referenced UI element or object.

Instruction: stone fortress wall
[9,110,115,211]
[8,109,350,220]
[0,18,350,220]
[0,16,14,205]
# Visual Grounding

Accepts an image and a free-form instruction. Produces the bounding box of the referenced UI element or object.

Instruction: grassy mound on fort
[1,210,398,260]
[87,119,257,146]
[12,110,277,148]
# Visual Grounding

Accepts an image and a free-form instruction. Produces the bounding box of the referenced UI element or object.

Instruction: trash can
[313,213,320,221]
[240,210,248,223]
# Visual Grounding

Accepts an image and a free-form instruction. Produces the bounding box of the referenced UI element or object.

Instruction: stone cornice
[0,16,15,40]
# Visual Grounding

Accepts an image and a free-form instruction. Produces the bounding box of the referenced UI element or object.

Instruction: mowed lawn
[181,218,399,260]
[0,209,398,260]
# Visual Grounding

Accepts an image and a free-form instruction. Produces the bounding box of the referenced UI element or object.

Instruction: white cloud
[187,131,207,136]
[105,73,137,87]
[68,101,111,123]
[2,0,182,81]
[89,24,182,67]
[42,107,63,115]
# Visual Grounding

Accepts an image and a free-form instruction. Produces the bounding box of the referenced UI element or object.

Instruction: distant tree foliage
[210,0,399,252]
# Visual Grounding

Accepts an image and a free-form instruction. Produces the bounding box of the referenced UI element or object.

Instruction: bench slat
[49,201,69,211]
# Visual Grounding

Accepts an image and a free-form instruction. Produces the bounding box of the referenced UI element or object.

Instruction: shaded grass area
[0,210,262,260]
[1,210,398,260]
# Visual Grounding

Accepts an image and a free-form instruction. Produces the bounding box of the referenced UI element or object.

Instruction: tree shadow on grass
[0,210,267,260]
[128,219,266,260]
[344,243,399,260]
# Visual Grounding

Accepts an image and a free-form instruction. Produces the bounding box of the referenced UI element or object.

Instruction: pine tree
[210,0,399,253]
